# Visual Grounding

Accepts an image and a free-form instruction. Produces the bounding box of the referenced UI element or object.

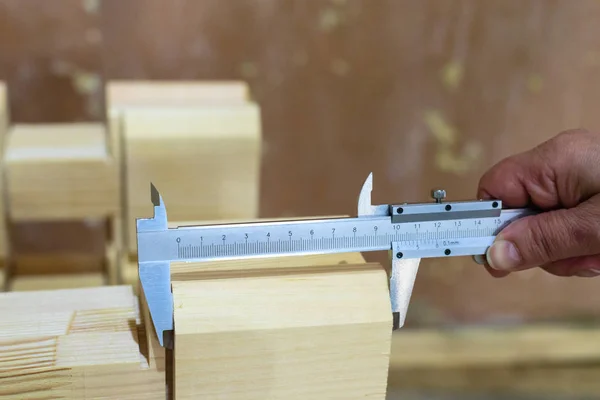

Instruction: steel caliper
[136,173,536,348]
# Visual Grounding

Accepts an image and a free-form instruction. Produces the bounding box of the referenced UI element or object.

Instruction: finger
[485,195,600,271]
[477,129,600,209]
[473,255,511,277]
[483,264,511,278]
[540,255,600,277]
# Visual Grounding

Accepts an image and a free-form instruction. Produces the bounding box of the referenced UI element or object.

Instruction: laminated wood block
[122,105,261,255]
[3,123,118,221]
[0,285,166,399]
[159,250,391,399]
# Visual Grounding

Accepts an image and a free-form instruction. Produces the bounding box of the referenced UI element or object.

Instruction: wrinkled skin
[478,129,600,278]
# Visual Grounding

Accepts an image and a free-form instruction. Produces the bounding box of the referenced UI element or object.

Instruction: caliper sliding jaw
[356,173,421,330]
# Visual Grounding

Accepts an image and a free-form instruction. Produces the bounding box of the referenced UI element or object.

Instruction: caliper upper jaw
[389,243,420,330]
[136,183,173,349]
[357,172,390,217]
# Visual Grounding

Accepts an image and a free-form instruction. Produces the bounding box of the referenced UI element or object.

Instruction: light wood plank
[4,123,118,221]
[0,285,166,399]
[0,82,8,262]
[106,80,249,107]
[122,105,261,255]
[163,247,391,399]
[390,324,600,369]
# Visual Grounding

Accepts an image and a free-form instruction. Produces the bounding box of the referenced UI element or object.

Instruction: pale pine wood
[164,250,392,399]
[139,250,369,366]
[106,80,254,263]
[121,105,261,255]
[388,325,600,397]
[390,325,600,369]
[0,285,166,399]
[3,123,118,220]
[0,82,8,267]
[9,272,106,291]
[107,109,125,284]
[106,80,250,108]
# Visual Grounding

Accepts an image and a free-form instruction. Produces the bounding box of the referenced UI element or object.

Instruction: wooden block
[122,105,261,255]
[389,324,600,369]
[4,123,118,220]
[0,82,8,260]
[165,251,391,399]
[134,252,373,389]
[0,286,166,399]
[387,325,600,397]
[106,80,250,108]
[106,80,250,270]
[9,272,106,291]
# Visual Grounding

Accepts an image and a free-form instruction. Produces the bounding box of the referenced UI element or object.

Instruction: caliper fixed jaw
[136,183,173,349]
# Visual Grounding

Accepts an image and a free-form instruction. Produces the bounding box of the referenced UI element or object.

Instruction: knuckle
[519,215,559,264]
[573,204,600,248]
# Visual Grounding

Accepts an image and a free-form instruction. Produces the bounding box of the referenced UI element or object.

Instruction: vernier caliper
[136,173,535,348]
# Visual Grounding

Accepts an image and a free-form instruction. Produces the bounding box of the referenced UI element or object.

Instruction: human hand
[478,129,600,278]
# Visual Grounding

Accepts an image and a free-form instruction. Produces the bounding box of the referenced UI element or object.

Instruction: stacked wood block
[2,123,118,289]
[106,80,261,289]
[0,82,7,290]
[0,285,165,399]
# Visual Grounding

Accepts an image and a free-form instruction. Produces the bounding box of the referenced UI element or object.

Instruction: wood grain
[0,285,166,399]
[121,104,261,255]
[171,256,392,399]
[4,123,117,220]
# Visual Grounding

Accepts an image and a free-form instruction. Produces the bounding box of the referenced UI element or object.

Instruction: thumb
[486,198,600,271]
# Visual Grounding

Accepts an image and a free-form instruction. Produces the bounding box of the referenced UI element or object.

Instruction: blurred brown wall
[1,0,600,326]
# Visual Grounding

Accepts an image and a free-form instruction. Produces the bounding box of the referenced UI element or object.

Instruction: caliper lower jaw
[389,242,420,330]
[139,261,174,349]
[137,183,173,349]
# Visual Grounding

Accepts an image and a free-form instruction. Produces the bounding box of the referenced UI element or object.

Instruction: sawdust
[240,62,259,79]
[423,110,456,146]
[526,74,543,93]
[423,110,482,174]
[319,7,341,32]
[440,60,464,91]
[82,0,100,14]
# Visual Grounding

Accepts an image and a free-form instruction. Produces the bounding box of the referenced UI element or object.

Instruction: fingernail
[486,240,521,270]
[576,268,600,277]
